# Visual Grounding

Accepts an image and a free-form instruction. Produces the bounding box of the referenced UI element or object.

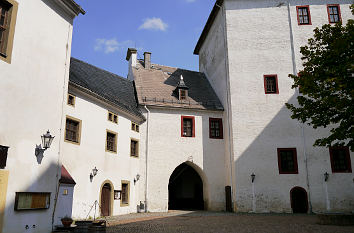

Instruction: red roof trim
[59,165,76,185]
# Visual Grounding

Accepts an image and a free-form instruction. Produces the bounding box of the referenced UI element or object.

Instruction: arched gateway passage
[168,163,204,210]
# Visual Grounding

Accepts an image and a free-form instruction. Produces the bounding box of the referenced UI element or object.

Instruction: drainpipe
[286,0,312,213]
[52,23,72,230]
[216,1,235,211]
[143,105,150,212]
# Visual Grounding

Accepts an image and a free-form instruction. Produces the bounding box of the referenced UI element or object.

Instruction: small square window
[121,181,130,206]
[108,111,118,124]
[106,130,117,153]
[131,122,139,132]
[209,118,223,139]
[65,116,81,144]
[329,147,352,173]
[327,5,341,24]
[63,189,68,195]
[181,116,195,137]
[67,94,75,106]
[277,148,298,174]
[264,75,279,94]
[130,139,139,157]
[296,6,311,25]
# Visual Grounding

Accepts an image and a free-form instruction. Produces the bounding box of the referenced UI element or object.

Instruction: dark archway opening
[168,163,204,210]
[290,187,308,213]
[101,183,111,216]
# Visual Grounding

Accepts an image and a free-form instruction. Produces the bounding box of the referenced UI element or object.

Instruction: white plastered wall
[199,0,354,213]
[0,0,75,232]
[138,107,226,212]
[61,87,142,219]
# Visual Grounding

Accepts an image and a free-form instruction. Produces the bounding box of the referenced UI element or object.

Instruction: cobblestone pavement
[105,211,354,233]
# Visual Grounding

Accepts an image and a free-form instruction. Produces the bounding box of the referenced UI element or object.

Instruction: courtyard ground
[104,210,354,233]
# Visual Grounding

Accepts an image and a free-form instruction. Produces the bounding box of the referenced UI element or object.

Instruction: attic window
[175,75,189,101]
[180,90,186,100]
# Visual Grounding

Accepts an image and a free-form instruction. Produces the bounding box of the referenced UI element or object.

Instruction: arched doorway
[168,163,204,210]
[101,183,112,216]
[290,187,308,213]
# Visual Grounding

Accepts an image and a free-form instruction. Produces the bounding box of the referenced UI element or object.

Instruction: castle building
[0,1,353,232]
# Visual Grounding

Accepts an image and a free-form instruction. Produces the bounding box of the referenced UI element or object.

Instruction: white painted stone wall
[54,184,75,226]
[138,107,226,212]
[61,86,142,219]
[199,0,354,213]
[0,0,76,232]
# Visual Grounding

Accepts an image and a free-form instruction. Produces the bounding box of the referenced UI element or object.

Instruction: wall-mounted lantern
[35,130,55,156]
[324,172,329,182]
[134,174,140,184]
[251,173,256,183]
[90,167,98,182]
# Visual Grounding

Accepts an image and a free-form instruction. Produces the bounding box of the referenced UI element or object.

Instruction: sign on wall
[114,190,121,200]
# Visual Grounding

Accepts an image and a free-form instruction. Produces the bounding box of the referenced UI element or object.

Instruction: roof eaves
[61,0,86,15]
[69,81,146,123]
[194,0,224,55]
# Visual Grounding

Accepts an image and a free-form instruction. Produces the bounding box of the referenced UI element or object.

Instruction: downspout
[143,105,150,212]
[216,1,235,211]
[52,23,72,229]
[286,1,312,213]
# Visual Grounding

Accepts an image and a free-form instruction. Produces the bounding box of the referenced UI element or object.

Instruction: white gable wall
[199,0,354,213]
[0,0,75,232]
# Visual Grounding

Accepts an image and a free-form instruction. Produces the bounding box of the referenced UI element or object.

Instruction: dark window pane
[65,119,79,142]
[332,148,350,172]
[106,132,116,152]
[183,118,193,137]
[265,76,277,93]
[279,149,297,173]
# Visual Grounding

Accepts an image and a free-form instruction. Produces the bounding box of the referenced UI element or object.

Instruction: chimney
[126,48,137,67]
[144,52,151,69]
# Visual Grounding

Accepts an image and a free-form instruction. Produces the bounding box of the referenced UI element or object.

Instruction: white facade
[198,0,354,213]
[0,0,82,232]
[138,107,226,212]
[61,85,143,219]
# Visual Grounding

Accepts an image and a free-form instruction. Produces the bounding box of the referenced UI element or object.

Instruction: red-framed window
[327,4,341,24]
[277,148,298,174]
[209,118,223,139]
[329,147,352,173]
[296,5,312,25]
[264,75,279,94]
[181,116,195,137]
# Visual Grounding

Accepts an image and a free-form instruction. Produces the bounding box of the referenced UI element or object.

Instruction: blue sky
[71,0,215,78]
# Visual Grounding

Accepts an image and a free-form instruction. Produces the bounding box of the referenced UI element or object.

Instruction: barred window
[121,182,129,205]
[209,118,223,139]
[130,139,139,157]
[329,147,352,173]
[277,148,298,174]
[264,75,278,94]
[106,131,117,153]
[65,118,81,143]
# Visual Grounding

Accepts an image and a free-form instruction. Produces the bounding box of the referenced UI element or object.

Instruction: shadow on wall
[1,162,72,233]
[232,93,353,213]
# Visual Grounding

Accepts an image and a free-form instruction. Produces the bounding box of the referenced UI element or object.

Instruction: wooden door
[101,184,111,216]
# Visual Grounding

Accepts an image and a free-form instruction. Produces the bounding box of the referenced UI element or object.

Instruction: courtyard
[105,211,354,233]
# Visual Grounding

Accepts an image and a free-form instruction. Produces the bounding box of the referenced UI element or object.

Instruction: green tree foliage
[286,4,354,151]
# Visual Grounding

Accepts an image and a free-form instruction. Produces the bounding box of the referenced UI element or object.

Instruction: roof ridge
[71,57,130,83]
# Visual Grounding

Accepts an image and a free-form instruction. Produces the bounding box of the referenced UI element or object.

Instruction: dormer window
[180,90,186,100]
[175,75,189,101]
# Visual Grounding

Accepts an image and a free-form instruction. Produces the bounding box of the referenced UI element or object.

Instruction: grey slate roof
[133,61,224,111]
[69,58,145,121]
